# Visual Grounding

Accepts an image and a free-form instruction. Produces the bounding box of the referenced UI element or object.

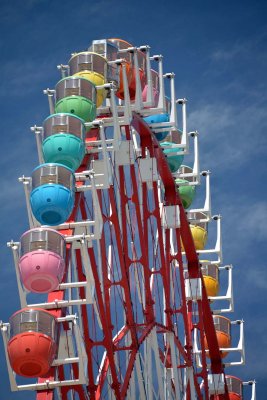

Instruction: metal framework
[0,40,256,400]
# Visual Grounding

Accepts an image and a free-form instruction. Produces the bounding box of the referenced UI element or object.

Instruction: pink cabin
[19,228,66,293]
[142,69,160,107]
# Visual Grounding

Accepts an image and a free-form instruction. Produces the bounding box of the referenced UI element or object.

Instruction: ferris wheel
[0,38,256,400]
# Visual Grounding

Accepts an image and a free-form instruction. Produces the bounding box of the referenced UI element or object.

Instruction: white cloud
[241,203,267,240]
[212,42,248,61]
[211,31,267,62]
[187,102,267,171]
[221,201,267,242]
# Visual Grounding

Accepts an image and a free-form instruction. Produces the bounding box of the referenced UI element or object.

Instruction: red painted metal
[131,112,230,397]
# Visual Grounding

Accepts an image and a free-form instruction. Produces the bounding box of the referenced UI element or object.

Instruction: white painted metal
[31,125,44,164]
[189,171,212,218]
[176,98,188,152]
[185,215,222,265]
[121,62,132,122]
[211,264,234,313]
[107,86,121,148]
[115,140,135,166]
[139,157,158,183]
[167,73,178,131]
[145,337,153,400]
[135,352,147,399]
[174,132,200,183]
[168,332,182,400]
[138,46,153,107]
[6,241,27,308]
[43,88,55,114]
[133,49,144,111]
[151,328,165,399]
[162,205,180,229]
[208,373,225,394]
[18,176,39,228]
[57,64,69,79]
[187,367,198,400]
[243,380,257,400]
[185,278,202,301]
[156,55,166,112]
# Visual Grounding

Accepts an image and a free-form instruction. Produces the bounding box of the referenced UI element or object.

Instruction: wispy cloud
[211,31,267,62]
[221,200,267,242]
[187,101,267,171]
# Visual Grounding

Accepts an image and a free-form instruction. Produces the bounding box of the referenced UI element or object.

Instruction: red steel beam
[131,112,227,383]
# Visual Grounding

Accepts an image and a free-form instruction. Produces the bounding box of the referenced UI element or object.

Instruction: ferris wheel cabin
[18,228,65,293]
[88,39,120,88]
[30,163,75,226]
[7,308,57,378]
[42,113,86,171]
[144,112,170,141]
[143,95,173,142]
[160,140,184,172]
[109,38,146,100]
[69,51,108,107]
[175,177,197,209]
[200,261,220,297]
[204,315,231,358]
[54,76,97,122]
[181,212,208,251]
[225,375,243,400]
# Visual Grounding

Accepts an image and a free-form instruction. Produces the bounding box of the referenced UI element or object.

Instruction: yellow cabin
[69,52,108,108]
[200,261,220,297]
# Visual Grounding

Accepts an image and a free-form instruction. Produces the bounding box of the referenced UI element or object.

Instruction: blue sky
[0,0,266,398]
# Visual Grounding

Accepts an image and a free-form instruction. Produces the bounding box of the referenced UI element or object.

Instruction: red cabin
[7,308,57,377]
[226,375,243,399]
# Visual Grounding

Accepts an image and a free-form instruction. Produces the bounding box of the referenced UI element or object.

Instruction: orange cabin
[7,308,57,377]
[204,315,231,359]
[109,38,146,100]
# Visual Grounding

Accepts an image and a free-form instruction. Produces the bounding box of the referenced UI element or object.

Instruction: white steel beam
[151,328,165,399]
